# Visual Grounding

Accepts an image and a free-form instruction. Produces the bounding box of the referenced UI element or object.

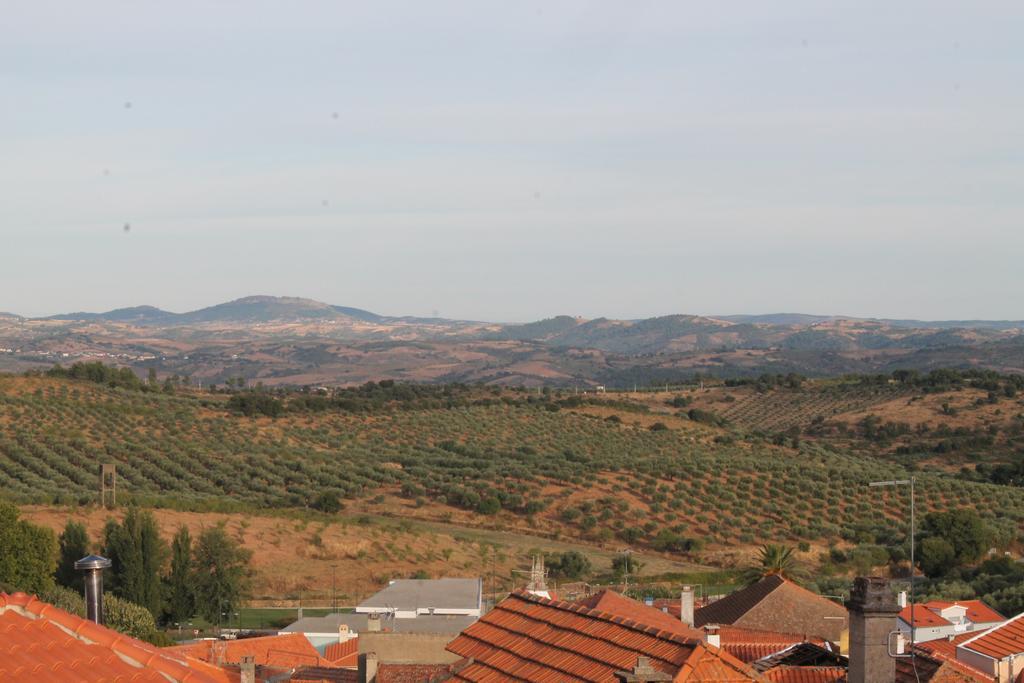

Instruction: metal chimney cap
[74,555,112,570]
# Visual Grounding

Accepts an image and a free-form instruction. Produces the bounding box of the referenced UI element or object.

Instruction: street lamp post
[869,477,916,653]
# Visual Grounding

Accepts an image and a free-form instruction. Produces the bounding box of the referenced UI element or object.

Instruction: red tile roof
[0,592,229,683]
[905,640,993,683]
[575,590,703,638]
[914,632,979,660]
[446,590,762,681]
[717,627,825,664]
[323,638,359,667]
[896,649,990,683]
[675,644,769,681]
[900,604,953,628]
[572,591,818,664]
[694,577,846,642]
[164,632,327,670]
[696,576,789,628]
[762,667,845,682]
[376,663,455,683]
[290,666,361,682]
[960,611,1024,660]
[927,600,1005,625]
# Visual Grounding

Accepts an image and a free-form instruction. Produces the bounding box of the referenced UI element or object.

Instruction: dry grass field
[20,504,707,603]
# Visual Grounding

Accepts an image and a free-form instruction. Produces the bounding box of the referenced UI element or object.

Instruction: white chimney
[703,624,720,648]
[680,586,695,627]
[898,591,907,608]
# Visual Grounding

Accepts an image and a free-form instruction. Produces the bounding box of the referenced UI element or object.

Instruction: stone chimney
[614,656,673,682]
[848,576,898,683]
[74,555,112,625]
[239,655,255,683]
[367,613,382,632]
[703,624,720,648]
[680,586,695,627]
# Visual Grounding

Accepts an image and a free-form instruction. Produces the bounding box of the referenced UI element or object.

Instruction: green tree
[312,491,343,514]
[919,510,993,566]
[0,501,57,593]
[191,526,252,624]
[103,508,168,619]
[742,544,806,585]
[919,537,957,578]
[611,553,643,579]
[166,526,195,623]
[546,551,592,580]
[56,520,90,592]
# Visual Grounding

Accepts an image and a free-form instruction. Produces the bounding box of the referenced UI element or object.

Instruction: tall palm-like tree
[742,544,806,585]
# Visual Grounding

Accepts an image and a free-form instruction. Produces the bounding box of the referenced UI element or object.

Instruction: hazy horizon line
[4,294,1023,326]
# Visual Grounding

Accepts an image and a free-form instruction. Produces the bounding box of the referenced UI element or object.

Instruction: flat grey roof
[282,613,477,635]
[357,578,482,612]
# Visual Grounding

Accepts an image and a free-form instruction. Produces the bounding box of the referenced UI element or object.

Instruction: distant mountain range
[1,296,1022,386]
[26,296,1024,331]
[43,296,386,325]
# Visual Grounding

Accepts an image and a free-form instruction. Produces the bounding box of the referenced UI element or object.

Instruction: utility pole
[620,548,632,596]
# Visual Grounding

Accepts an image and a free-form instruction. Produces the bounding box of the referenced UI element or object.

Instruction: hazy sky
[3,2,1023,321]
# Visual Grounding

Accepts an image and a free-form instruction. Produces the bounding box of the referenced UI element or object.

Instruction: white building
[956,611,1024,682]
[897,598,1005,643]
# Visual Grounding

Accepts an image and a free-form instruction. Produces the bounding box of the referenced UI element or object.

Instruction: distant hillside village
[2,537,1024,682]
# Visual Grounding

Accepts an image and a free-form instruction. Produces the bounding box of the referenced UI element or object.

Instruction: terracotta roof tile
[163,632,326,670]
[575,591,703,638]
[895,650,992,683]
[695,577,787,628]
[0,592,225,683]
[323,638,359,667]
[376,663,455,683]
[899,604,953,628]
[926,600,1005,625]
[290,666,361,682]
[959,611,1024,661]
[447,590,762,682]
[675,643,768,681]
[914,632,979,660]
[762,666,845,682]
[694,577,846,643]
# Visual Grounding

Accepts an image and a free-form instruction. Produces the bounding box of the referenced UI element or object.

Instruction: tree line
[0,502,251,642]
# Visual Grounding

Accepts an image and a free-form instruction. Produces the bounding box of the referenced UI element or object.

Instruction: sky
[2,2,1023,322]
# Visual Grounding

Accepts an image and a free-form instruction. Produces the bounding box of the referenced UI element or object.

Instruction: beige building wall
[357,632,461,665]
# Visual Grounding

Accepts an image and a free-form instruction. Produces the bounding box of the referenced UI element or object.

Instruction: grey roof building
[281,613,478,637]
[355,578,483,619]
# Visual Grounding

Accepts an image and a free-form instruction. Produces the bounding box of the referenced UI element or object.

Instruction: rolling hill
[1,296,1022,387]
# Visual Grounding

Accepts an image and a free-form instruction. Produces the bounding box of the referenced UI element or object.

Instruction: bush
[227,393,283,418]
[919,537,956,578]
[312,491,343,513]
[477,497,501,515]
